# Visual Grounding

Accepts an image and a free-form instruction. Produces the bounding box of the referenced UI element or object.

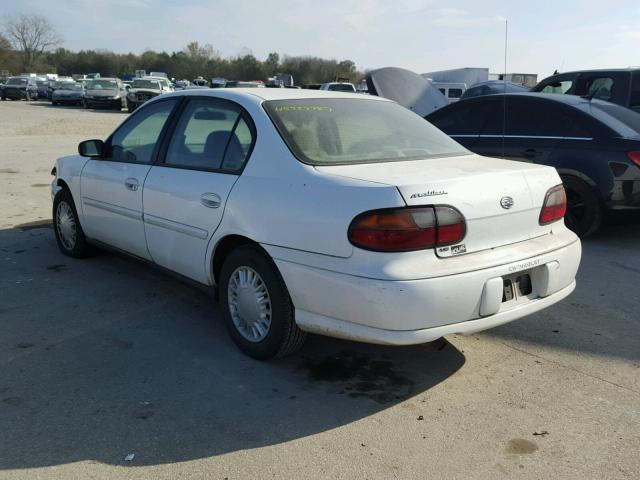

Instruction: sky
[3,0,640,78]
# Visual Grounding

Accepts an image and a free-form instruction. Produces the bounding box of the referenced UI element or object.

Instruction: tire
[53,188,92,258]
[52,101,58,106]
[1,96,5,101]
[127,103,136,113]
[561,175,602,238]
[219,246,306,360]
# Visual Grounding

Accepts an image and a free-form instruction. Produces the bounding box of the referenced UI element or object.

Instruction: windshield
[264,98,468,165]
[132,79,161,89]
[54,82,81,90]
[88,80,118,89]
[7,77,28,86]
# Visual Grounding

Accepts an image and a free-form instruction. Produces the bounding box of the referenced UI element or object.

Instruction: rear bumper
[275,236,581,345]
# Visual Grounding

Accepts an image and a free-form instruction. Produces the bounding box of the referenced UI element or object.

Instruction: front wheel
[127,103,136,113]
[219,246,306,360]
[53,189,92,258]
[561,176,602,238]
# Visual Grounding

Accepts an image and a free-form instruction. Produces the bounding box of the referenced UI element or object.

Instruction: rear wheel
[53,189,92,258]
[561,175,602,237]
[219,246,306,360]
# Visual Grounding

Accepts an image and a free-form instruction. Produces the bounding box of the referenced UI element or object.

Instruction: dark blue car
[1,76,38,100]
[426,93,640,236]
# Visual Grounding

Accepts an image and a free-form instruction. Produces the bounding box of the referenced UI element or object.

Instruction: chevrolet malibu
[50,89,581,359]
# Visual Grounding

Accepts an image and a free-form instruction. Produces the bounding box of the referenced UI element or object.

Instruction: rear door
[80,98,179,259]
[142,96,256,284]
[473,96,564,164]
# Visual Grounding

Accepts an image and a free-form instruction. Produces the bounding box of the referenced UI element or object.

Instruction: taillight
[627,151,640,168]
[348,206,466,252]
[539,184,567,225]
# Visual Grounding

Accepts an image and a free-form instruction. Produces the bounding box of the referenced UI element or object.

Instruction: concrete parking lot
[0,100,639,479]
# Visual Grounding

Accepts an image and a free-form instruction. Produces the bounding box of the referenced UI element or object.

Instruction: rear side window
[165,97,254,172]
[591,103,640,136]
[428,101,488,136]
[480,97,590,138]
[584,77,615,101]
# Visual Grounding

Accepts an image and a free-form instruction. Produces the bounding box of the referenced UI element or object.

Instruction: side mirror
[78,139,105,158]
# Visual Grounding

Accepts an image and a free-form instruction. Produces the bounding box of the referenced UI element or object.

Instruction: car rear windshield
[264,98,468,165]
[591,102,640,136]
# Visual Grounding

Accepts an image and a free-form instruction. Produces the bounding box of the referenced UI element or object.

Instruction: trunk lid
[315,154,560,256]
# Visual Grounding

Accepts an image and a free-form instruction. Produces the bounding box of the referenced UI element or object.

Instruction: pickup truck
[532,68,640,112]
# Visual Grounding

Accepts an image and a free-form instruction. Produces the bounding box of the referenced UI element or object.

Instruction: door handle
[201,193,221,208]
[523,148,538,159]
[124,178,139,191]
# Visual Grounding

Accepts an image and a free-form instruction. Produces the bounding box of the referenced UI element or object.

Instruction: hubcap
[228,266,272,343]
[565,188,585,231]
[56,201,77,251]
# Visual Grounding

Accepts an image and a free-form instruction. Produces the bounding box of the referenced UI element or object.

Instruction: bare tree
[4,14,61,72]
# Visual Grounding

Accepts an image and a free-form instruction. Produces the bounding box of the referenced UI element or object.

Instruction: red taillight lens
[539,184,567,225]
[348,206,466,252]
[627,151,640,168]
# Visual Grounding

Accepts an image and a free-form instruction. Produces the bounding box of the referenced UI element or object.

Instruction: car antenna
[502,18,508,159]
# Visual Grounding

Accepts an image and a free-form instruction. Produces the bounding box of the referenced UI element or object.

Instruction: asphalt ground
[0,100,638,479]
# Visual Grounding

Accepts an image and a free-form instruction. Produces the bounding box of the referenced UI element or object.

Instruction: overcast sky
[4,0,640,78]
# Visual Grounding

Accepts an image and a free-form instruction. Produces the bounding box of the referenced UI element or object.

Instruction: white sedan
[51,89,581,359]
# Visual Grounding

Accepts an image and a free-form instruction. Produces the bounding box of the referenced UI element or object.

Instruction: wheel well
[56,178,71,192]
[212,235,260,284]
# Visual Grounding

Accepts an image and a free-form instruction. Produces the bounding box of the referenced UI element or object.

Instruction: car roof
[461,92,612,106]
[542,68,639,77]
[164,87,386,103]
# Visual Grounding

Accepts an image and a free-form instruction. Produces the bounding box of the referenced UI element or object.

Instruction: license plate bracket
[502,273,532,302]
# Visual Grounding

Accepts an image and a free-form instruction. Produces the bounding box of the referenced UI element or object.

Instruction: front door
[143,96,256,283]
[80,98,179,259]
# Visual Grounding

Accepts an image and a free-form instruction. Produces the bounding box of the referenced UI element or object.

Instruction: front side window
[165,98,254,172]
[264,98,468,165]
[109,99,178,164]
[541,80,573,94]
[428,101,488,136]
[448,88,463,99]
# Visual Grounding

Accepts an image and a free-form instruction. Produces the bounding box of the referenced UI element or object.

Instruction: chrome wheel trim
[228,266,272,343]
[56,201,77,251]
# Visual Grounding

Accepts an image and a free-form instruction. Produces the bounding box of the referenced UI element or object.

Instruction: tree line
[0,14,362,85]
